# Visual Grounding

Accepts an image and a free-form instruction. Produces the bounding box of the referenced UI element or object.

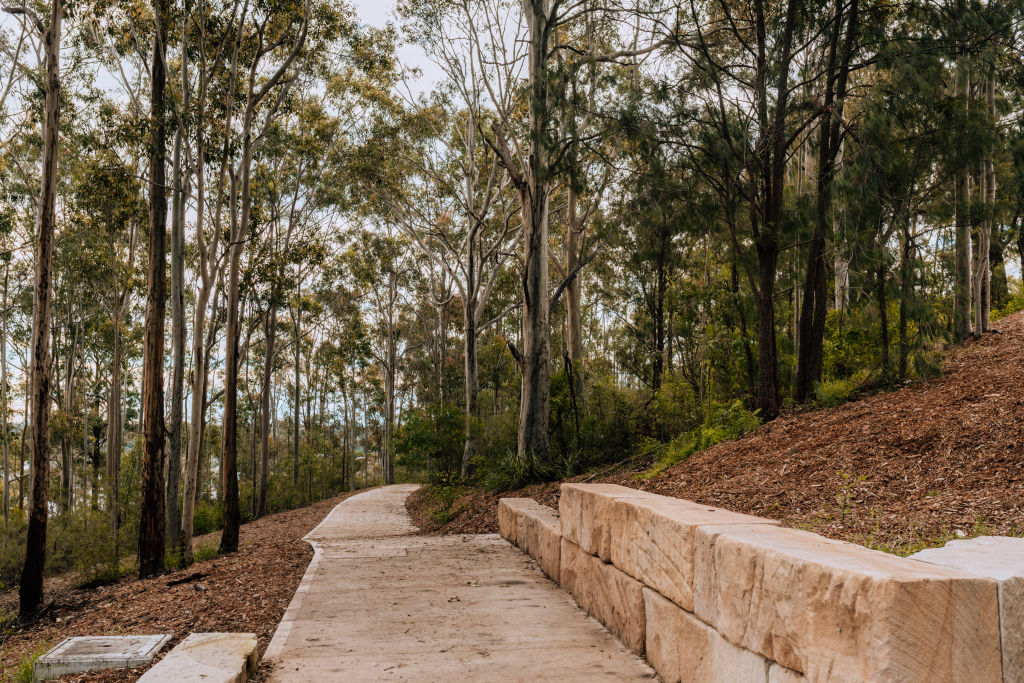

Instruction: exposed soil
[0,491,360,681]
[409,312,1024,555]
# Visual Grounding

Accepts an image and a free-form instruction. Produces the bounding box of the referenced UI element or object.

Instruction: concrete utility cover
[265,485,654,681]
[35,634,171,680]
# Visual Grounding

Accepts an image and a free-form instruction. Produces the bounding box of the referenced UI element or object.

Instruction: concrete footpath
[264,485,654,681]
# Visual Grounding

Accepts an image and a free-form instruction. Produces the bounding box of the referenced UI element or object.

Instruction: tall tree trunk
[754,242,781,417]
[565,186,584,407]
[877,262,890,380]
[954,59,973,342]
[652,256,666,392]
[107,306,122,534]
[166,4,190,550]
[220,162,246,555]
[292,289,300,487]
[899,220,912,381]
[461,296,477,479]
[513,0,552,467]
[179,282,210,561]
[384,348,395,484]
[980,69,995,332]
[795,0,858,402]
[257,308,275,517]
[750,0,798,419]
[2,260,8,522]
[139,0,169,578]
[60,320,76,512]
[20,0,62,617]
[18,379,26,511]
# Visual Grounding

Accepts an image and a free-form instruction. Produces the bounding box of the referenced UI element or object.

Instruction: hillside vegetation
[410,312,1024,555]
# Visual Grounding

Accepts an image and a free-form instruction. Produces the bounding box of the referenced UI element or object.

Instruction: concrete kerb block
[911,535,1024,683]
[35,635,171,681]
[138,632,258,683]
[694,523,1002,682]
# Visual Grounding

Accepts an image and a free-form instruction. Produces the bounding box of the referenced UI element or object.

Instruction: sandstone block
[559,483,653,561]
[644,586,768,683]
[139,633,257,683]
[560,538,645,654]
[911,536,1024,683]
[694,523,1002,682]
[497,497,522,545]
[498,498,561,582]
[610,494,777,610]
[768,663,805,683]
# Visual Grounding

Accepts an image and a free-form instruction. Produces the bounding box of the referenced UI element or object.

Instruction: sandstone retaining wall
[499,484,1008,682]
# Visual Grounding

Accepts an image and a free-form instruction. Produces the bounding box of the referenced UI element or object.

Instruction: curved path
[265,485,654,681]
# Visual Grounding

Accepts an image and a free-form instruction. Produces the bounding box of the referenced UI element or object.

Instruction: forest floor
[409,311,1024,556]
[0,490,363,681]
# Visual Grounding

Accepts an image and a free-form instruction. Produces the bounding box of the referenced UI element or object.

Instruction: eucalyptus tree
[366,3,522,475]
[345,226,414,485]
[793,0,863,402]
[11,0,63,618]
[441,0,673,464]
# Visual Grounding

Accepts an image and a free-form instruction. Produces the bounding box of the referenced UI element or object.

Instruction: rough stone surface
[266,486,654,681]
[559,483,653,561]
[768,663,805,683]
[911,536,1024,683]
[139,633,257,683]
[498,498,562,582]
[35,635,171,681]
[694,523,1002,682]
[643,587,768,683]
[610,494,777,610]
[560,537,646,655]
[497,497,520,545]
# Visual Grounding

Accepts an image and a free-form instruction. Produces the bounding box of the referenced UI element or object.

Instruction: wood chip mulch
[0,490,361,681]
[410,312,1024,556]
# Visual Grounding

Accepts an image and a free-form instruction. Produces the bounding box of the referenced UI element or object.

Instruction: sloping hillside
[411,312,1024,554]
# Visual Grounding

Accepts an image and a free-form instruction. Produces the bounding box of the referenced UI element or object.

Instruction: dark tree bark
[795,0,859,402]
[166,0,191,551]
[750,0,799,419]
[138,0,169,578]
[19,0,62,618]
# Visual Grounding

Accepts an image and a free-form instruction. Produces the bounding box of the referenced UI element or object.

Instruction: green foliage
[14,643,48,683]
[422,475,469,526]
[192,501,224,538]
[393,404,463,479]
[193,543,219,563]
[644,401,761,478]
[993,280,1024,320]
[814,370,869,408]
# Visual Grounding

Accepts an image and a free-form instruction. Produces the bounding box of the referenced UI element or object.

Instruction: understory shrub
[644,400,760,477]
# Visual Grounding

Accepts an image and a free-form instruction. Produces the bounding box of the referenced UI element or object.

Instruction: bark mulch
[409,312,1024,555]
[0,491,359,681]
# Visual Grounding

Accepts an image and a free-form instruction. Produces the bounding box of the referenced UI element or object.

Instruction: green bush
[394,403,463,479]
[192,500,223,537]
[645,400,760,477]
[814,370,868,408]
[993,279,1024,320]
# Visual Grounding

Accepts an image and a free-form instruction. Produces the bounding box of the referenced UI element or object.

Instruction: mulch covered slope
[0,491,359,681]
[411,312,1024,554]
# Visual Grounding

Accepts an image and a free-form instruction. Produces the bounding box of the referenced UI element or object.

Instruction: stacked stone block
[499,484,1008,682]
